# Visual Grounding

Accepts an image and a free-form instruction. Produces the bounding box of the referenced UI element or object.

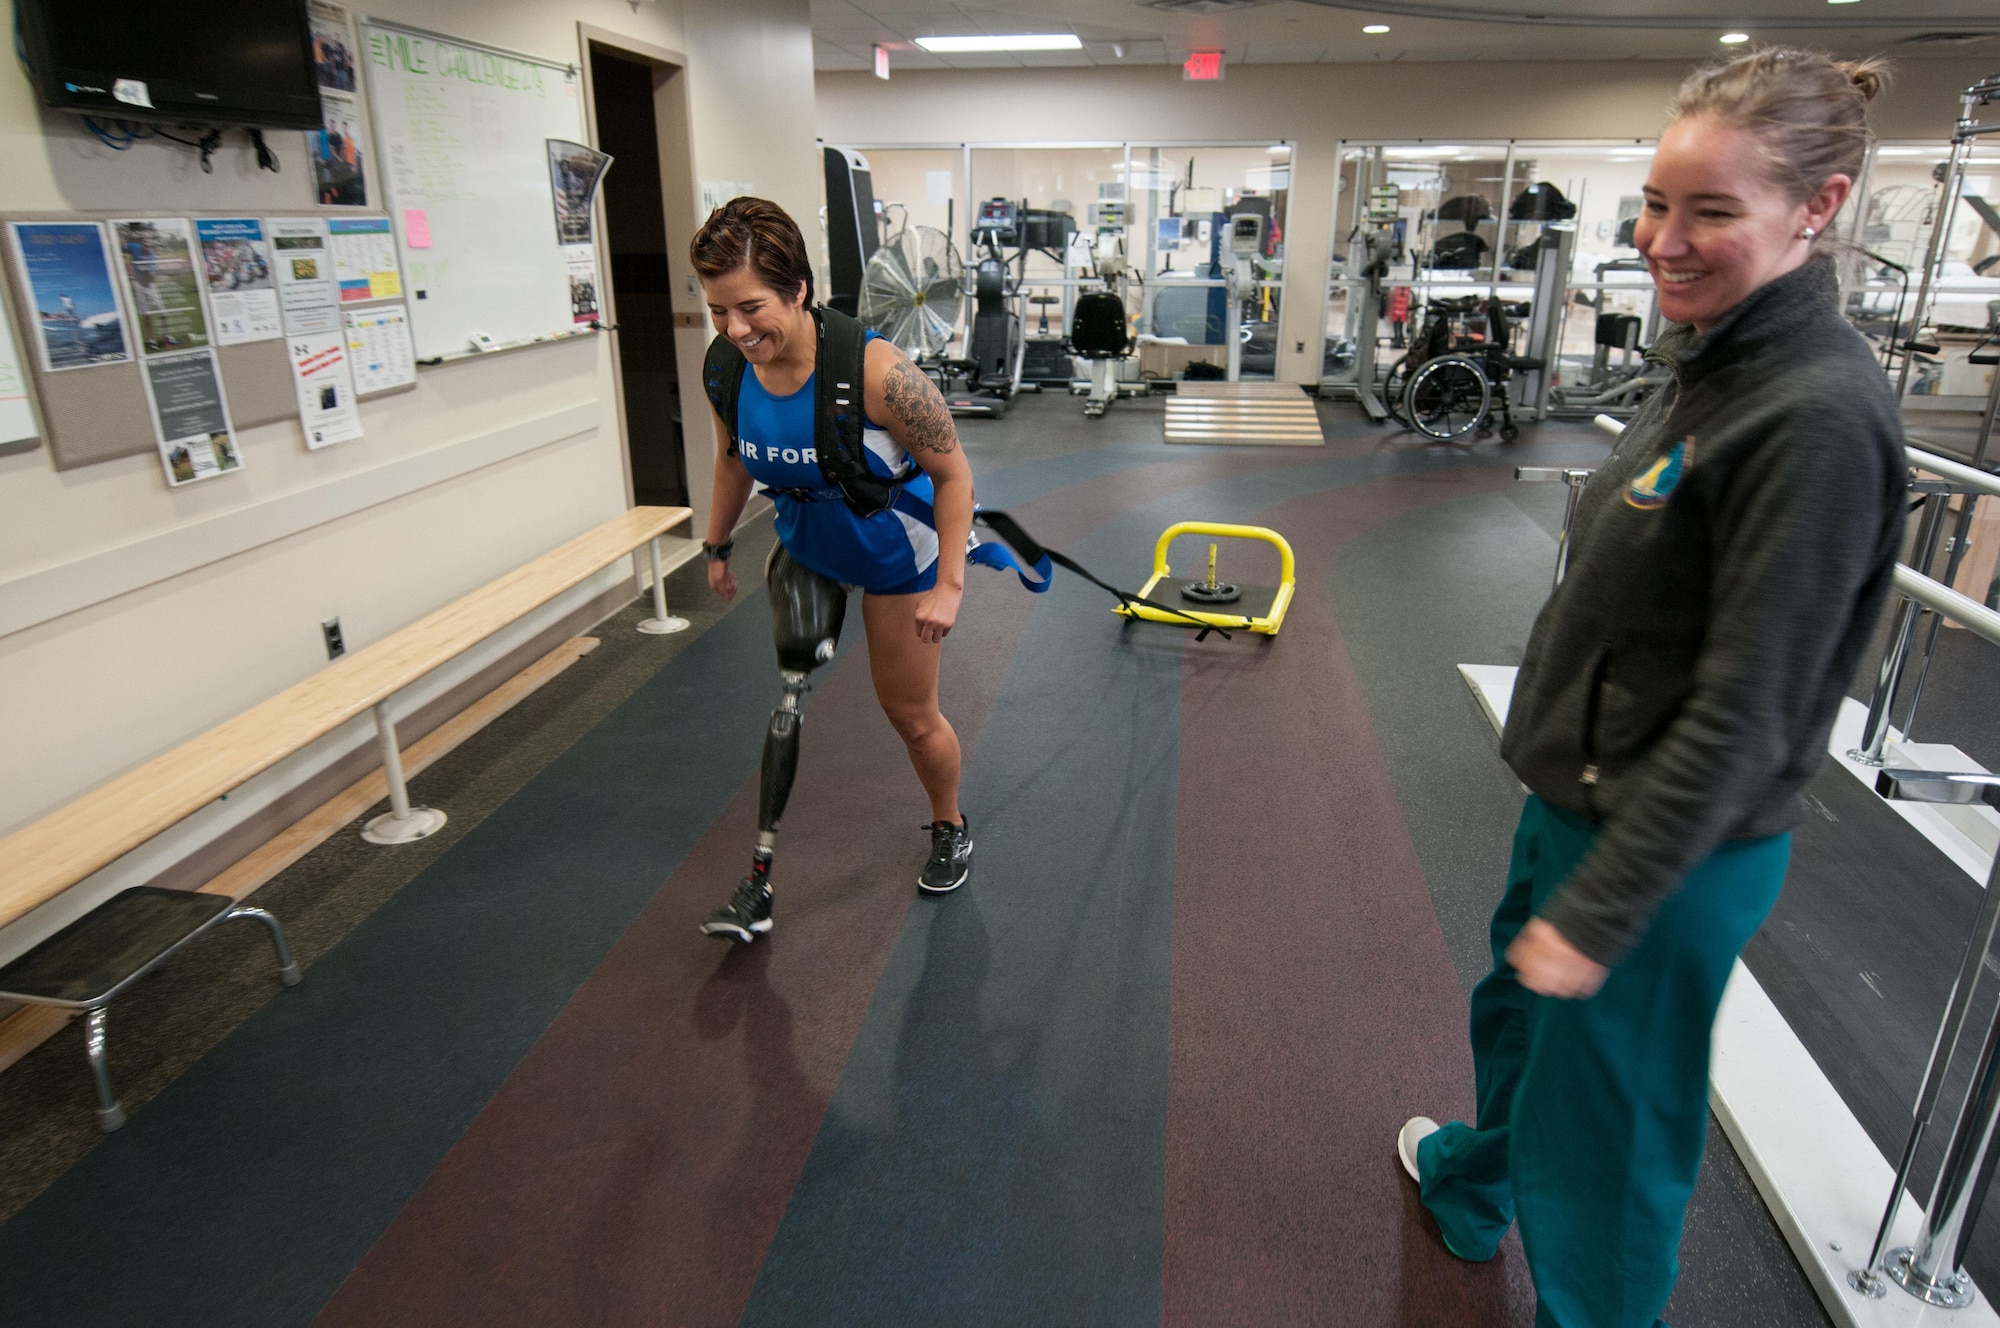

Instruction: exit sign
[1183,51,1224,81]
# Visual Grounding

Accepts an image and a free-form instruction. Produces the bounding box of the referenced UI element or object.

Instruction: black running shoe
[700,874,774,942]
[918,818,973,894]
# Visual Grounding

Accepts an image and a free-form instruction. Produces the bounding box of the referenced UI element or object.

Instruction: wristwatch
[702,539,734,563]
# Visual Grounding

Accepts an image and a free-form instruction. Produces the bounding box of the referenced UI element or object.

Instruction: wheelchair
[1385,297,1542,443]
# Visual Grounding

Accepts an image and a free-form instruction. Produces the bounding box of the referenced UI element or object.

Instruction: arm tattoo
[882,358,959,455]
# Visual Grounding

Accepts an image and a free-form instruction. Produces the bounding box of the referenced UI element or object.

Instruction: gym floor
[15,382,1980,1326]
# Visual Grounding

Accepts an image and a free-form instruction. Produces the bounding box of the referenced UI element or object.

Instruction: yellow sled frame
[1114,521,1295,636]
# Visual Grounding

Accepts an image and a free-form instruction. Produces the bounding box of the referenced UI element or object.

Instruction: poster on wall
[309,94,368,207]
[345,303,416,394]
[110,218,210,355]
[195,219,281,345]
[269,218,340,334]
[309,0,358,93]
[328,217,402,301]
[287,331,363,448]
[564,245,599,324]
[0,278,40,445]
[547,140,612,245]
[7,221,131,372]
[140,348,241,485]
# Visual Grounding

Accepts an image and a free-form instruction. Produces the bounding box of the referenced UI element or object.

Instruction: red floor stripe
[1163,466,1538,1326]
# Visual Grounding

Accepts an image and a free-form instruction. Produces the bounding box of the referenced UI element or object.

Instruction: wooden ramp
[1164,382,1324,447]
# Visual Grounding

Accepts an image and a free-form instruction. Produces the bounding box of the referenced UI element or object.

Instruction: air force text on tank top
[734,333,948,596]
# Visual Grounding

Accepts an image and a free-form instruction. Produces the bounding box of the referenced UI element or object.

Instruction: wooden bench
[0,504,692,1128]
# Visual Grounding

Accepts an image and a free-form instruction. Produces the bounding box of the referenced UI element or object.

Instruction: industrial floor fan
[859,224,964,361]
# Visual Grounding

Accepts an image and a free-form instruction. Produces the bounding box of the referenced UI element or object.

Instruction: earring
[1801,226,1818,241]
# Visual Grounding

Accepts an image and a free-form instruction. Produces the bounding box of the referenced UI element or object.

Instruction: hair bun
[1838,58,1888,102]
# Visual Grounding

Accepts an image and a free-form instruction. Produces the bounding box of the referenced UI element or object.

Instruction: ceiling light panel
[912,34,1082,52]
[1139,0,1272,12]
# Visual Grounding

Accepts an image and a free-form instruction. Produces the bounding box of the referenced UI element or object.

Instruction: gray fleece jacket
[1501,257,1906,966]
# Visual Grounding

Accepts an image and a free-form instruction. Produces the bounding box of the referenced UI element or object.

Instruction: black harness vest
[701,306,918,518]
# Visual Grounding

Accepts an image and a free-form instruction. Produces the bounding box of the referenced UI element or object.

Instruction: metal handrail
[1907,445,2000,503]
[1894,563,2000,648]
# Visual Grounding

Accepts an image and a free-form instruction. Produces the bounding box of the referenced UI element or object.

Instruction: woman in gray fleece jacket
[1398,49,1907,1325]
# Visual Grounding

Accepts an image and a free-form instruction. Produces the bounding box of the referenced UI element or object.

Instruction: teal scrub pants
[1416,794,1789,1327]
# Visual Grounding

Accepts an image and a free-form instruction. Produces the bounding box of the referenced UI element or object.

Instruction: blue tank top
[735,333,941,594]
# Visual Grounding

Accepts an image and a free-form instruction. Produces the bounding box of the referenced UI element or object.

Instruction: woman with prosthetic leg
[690,198,977,944]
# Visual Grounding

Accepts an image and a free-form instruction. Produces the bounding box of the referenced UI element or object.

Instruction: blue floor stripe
[0,601,786,1328]
[741,496,1190,1326]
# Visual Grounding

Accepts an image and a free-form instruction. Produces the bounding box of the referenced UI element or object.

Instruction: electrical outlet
[1295,341,1305,353]
[322,617,345,660]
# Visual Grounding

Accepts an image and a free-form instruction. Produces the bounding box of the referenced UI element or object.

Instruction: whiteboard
[360,20,598,362]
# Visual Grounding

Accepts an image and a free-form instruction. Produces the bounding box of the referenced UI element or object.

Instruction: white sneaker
[1398,1116,1440,1183]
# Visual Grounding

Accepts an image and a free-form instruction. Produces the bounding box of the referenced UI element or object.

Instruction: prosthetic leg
[700,547,848,942]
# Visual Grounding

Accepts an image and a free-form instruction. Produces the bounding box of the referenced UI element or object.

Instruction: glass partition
[952,142,1294,379]
[1324,140,1664,414]
[863,147,965,246]
[1854,141,2000,408]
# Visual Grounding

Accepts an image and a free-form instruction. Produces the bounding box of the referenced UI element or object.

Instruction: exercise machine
[937,199,1023,417]
[1070,233,1141,418]
[1319,169,1404,421]
[822,145,880,319]
[1022,293,1071,387]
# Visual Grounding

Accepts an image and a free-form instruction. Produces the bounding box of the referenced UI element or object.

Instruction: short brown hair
[1668,48,1888,241]
[689,197,814,305]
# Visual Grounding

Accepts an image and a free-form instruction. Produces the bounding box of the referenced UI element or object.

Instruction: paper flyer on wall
[0,280,39,445]
[564,245,599,324]
[140,348,241,485]
[309,0,357,94]
[345,303,416,394]
[547,140,612,245]
[7,221,132,372]
[110,218,210,355]
[268,219,341,335]
[328,217,402,302]
[194,219,281,345]
[287,331,363,449]
[310,94,368,207]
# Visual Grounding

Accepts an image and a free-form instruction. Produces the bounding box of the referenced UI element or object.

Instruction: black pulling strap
[972,510,1256,641]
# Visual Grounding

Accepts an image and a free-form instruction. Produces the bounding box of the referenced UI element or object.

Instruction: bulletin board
[0,211,410,471]
[1,213,294,469]
[360,19,603,362]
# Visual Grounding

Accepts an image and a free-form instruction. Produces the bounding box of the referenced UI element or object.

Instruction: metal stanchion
[1514,465,1598,592]
[1849,562,2000,1304]
[636,537,690,635]
[361,700,448,845]
[1851,769,2000,1301]
[1890,990,2000,1308]
[1851,488,1953,766]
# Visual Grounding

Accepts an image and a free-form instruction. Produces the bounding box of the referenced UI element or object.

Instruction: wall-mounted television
[16,0,322,131]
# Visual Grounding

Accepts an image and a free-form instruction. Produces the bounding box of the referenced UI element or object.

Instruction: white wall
[818,58,1995,384]
[0,0,819,955]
